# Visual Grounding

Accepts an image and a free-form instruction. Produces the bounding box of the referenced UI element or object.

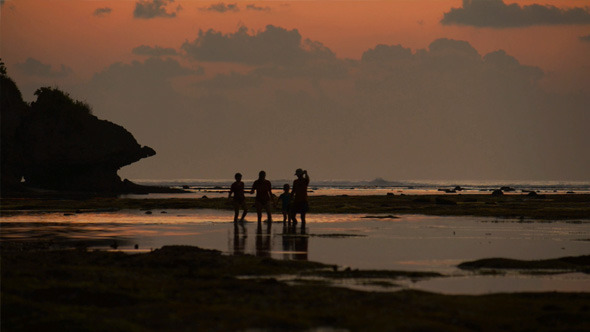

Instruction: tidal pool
[2,209,589,294]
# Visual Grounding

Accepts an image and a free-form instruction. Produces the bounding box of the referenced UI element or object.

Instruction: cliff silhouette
[1,61,173,195]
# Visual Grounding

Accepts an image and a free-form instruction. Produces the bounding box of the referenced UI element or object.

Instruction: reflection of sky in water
[2,210,589,294]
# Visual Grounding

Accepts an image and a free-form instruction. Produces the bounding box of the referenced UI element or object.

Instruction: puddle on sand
[2,210,589,294]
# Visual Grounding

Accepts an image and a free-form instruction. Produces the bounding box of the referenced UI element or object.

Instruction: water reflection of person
[232,222,247,255]
[255,223,271,258]
[281,224,308,261]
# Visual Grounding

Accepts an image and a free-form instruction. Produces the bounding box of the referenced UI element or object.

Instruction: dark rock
[491,189,504,197]
[386,192,394,197]
[1,68,28,192]
[500,186,516,192]
[1,69,159,194]
[454,186,464,191]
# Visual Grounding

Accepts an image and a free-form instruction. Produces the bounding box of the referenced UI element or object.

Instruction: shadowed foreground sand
[2,244,590,331]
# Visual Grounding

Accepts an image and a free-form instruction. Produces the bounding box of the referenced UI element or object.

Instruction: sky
[1,0,590,181]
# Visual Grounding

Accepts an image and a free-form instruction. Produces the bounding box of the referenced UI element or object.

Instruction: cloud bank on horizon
[15,58,72,78]
[442,0,590,27]
[58,25,585,181]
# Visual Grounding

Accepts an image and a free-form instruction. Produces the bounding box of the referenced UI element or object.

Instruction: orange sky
[2,0,589,91]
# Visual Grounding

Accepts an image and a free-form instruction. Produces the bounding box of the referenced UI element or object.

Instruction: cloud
[93,7,112,17]
[91,57,200,87]
[15,58,72,78]
[181,25,336,66]
[70,32,589,181]
[200,3,239,13]
[194,71,263,90]
[132,45,178,56]
[134,0,179,19]
[361,44,413,63]
[441,0,590,27]
[246,4,271,12]
[580,34,590,42]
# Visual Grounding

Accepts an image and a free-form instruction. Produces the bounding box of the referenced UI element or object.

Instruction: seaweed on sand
[458,255,590,274]
[3,244,590,331]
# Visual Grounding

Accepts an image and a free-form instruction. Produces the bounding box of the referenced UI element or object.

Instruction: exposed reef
[1,62,175,195]
[3,244,590,331]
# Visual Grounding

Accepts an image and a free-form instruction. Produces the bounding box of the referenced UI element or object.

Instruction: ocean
[126,178,590,199]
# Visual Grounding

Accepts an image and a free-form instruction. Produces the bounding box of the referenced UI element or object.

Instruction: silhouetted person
[277,183,292,224]
[251,170,273,224]
[228,172,248,223]
[290,169,309,229]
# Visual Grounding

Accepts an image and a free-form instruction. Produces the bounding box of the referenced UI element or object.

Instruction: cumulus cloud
[246,4,271,12]
[93,7,112,17]
[580,34,590,42]
[132,45,178,56]
[15,58,72,78]
[181,25,336,66]
[361,44,413,63]
[200,3,239,13]
[134,0,180,19]
[441,0,590,27]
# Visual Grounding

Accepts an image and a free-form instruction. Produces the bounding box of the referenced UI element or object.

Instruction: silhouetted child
[229,173,247,223]
[277,183,292,223]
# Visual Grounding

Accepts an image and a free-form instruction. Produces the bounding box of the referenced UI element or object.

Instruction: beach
[2,193,590,330]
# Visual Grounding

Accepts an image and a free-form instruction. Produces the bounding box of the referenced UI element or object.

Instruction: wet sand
[2,245,590,331]
[2,194,590,330]
[2,210,589,294]
[2,193,590,220]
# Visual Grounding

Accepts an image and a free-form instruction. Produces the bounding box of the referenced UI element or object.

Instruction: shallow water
[2,209,589,294]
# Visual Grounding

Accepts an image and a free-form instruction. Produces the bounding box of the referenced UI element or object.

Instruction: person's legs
[300,202,308,229]
[255,201,263,223]
[265,202,273,223]
[240,201,248,222]
[233,201,240,222]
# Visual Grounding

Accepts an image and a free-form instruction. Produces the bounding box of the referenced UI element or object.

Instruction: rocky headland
[0,62,180,195]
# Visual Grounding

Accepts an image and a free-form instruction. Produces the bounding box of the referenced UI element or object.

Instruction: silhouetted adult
[251,170,273,224]
[290,169,309,229]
